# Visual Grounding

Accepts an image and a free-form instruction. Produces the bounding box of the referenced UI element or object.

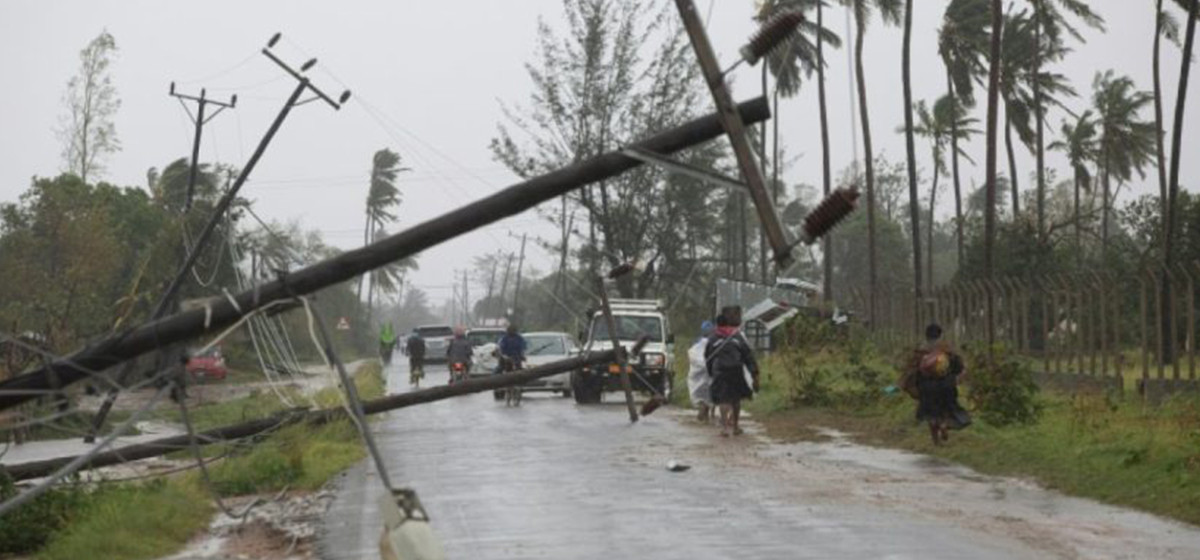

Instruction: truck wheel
[571,371,602,404]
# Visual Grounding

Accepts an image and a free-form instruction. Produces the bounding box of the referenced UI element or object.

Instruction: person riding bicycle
[495,324,527,373]
[406,331,426,373]
[446,327,473,383]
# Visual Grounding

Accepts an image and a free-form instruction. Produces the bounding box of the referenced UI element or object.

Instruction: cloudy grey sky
[1,1,1196,314]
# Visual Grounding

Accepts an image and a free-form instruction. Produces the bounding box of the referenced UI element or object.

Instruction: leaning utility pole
[168,84,236,212]
[483,256,498,322]
[87,33,350,437]
[462,270,471,326]
[673,0,795,270]
[0,98,773,412]
[511,233,527,324]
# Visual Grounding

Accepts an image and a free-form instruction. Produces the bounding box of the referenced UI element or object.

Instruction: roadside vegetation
[1,362,384,559]
[742,315,1200,527]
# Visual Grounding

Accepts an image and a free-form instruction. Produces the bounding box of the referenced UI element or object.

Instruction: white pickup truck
[570,299,674,404]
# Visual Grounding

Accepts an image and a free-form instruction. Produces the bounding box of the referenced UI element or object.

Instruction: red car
[186,346,229,381]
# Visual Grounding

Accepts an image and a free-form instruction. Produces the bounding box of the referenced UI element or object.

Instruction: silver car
[414,325,454,363]
[520,332,582,395]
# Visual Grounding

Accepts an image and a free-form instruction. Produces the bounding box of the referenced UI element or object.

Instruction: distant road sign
[336,317,351,331]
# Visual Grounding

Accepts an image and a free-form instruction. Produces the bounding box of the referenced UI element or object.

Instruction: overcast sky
[1,1,1196,314]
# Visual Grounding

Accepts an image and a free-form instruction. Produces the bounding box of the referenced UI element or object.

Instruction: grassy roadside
[746,330,1200,528]
[14,361,385,560]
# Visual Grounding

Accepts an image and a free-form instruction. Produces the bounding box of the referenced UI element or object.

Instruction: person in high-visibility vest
[379,323,398,366]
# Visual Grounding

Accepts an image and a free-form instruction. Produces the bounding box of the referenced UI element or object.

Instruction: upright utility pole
[168,84,236,212]
[484,256,498,322]
[498,253,514,320]
[462,270,471,326]
[511,233,528,324]
[87,33,351,440]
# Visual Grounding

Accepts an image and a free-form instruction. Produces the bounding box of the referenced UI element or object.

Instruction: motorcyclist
[446,327,473,383]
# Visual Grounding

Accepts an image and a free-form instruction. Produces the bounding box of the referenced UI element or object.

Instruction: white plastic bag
[379,489,445,560]
[686,339,711,407]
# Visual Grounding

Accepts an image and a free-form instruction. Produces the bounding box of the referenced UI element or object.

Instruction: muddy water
[317,362,1200,559]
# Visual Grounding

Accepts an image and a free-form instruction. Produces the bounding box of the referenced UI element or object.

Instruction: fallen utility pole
[86,35,350,439]
[0,97,770,413]
[5,349,621,482]
[597,275,639,423]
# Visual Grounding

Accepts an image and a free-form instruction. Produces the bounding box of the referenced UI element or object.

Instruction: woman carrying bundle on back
[902,323,970,445]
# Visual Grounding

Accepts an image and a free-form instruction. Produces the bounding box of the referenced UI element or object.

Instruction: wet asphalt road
[318,361,1200,560]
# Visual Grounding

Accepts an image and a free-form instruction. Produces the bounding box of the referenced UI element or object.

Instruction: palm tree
[1154,0,1182,221]
[1028,0,1104,240]
[1048,110,1098,267]
[757,0,841,299]
[1162,0,1198,366]
[360,149,407,315]
[1091,71,1156,260]
[841,0,902,325]
[939,0,989,264]
[984,0,1002,343]
[901,0,922,330]
[992,9,1075,224]
[912,97,979,293]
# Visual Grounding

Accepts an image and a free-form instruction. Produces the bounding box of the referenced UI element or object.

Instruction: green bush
[966,344,1043,427]
[0,470,88,555]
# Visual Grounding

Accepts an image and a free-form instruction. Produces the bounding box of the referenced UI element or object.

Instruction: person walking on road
[687,320,716,423]
[705,314,758,437]
[379,323,398,366]
[905,323,969,445]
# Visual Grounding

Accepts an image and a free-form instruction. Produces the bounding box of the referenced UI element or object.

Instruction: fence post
[1166,266,1181,382]
[1140,269,1151,385]
[1189,263,1198,381]
[1151,269,1165,380]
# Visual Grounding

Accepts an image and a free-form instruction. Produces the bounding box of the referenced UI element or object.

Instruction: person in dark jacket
[495,325,527,372]
[446,327,474,383]
[406,332,426,373]
[911,323,969,445]
[705,314,758,437]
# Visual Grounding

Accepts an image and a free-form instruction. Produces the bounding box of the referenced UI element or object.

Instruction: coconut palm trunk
[947,72,965,265]
[1163,0,1198,365]
[928,152,939,295]
[903,0,922,332]
[819,0,834,303]
[985,0,1003,343]
[1154,0,1170,229]
[1005,110,1021,219]
[1034,1,1046,241]
[854,8,879,325]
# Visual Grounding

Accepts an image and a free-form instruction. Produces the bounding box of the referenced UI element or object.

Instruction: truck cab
[570,299,674,404]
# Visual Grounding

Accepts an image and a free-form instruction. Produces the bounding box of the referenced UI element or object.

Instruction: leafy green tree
[58,31,121,185]
[492,0,725,299]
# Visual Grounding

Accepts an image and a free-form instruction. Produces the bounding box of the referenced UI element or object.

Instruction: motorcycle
[449,361,470,385]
